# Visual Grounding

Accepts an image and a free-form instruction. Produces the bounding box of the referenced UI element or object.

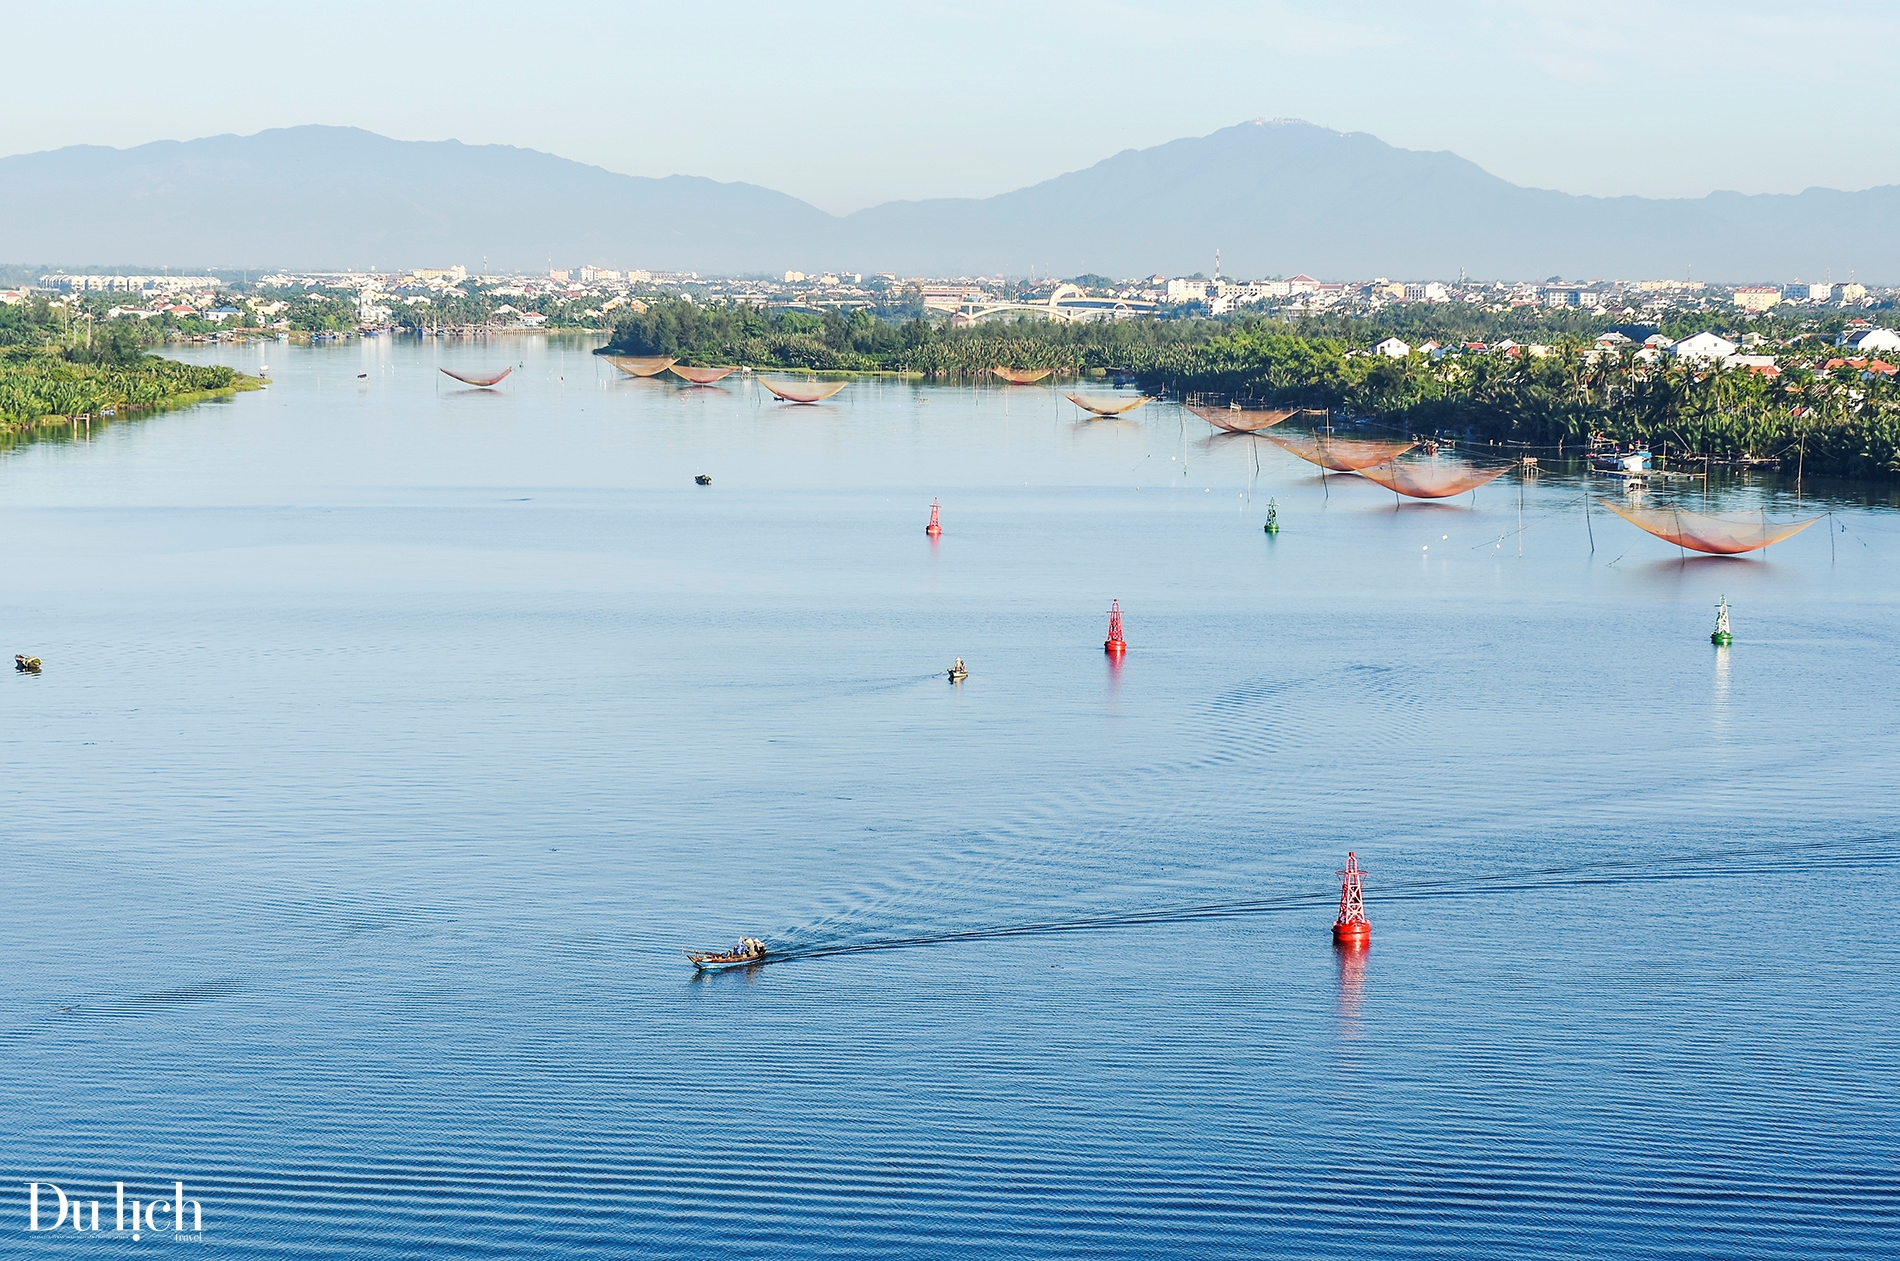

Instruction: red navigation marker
[925,498,942,537]
[1333,852,1371,946]
[1104,599,1127,655]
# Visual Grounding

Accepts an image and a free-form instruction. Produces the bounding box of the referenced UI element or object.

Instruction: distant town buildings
[1672,331,1741,363]
[20,254,1894,344]
[1843,327,1900,353]
[40,274,221,295]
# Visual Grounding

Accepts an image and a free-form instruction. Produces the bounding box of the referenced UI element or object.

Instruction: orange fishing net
[1266,433,1416,472]
[1187,403,1297,432]
[1064,393,1149,416]
[607,355,676,377]
[762,379,847,403]
[669,365,735,385]
[1596,500,1820,554]
[1357,459,1513,499]
[438,367,512,387]
[992,367,1051,384]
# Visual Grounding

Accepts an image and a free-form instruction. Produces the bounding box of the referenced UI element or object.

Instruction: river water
[3,336,1897,1258]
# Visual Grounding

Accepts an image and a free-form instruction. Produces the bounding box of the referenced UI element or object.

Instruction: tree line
[603,300,1900,478]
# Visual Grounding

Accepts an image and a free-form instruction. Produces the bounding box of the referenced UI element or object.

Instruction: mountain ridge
[0,121,1893,282]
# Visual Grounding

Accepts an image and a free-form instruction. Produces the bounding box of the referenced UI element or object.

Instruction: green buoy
[1264,498,1280,534]
[1711,595,1732,646]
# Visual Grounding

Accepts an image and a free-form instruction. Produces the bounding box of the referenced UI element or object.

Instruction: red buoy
[925,498,942,537]
[1332,851,1370,945]
[1104,599,1127,654]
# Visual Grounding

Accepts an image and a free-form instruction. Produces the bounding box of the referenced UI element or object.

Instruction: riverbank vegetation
[602,300,1900,478]
[0,317,252,434]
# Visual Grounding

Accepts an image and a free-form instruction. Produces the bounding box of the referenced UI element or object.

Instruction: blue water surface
[2,337,1896,1258]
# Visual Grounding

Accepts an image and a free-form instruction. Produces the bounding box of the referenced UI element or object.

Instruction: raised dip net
[607,355,676,377]
[992,367,1052,384]
[1357,459,1514,499]
[1063,393,1150,416]
[761,379,847,403]
[439,367,512,387]
[669,365,736,385]
[1187,403,1299,432]
[1266,433,1416,472]
[1596,500,1821,554]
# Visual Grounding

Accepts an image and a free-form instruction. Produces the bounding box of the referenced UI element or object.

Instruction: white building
[1166,278,1210,304]
[1373,336,1411,358]
[1844,328,1900,353]
[1671,331,1739,363]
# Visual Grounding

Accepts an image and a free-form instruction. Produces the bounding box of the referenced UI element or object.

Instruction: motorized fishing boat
[1588,443,1652,474]
[695,474,712,485]
[15,654,42,673]
[948,658,968,682]
[686,938,766,970]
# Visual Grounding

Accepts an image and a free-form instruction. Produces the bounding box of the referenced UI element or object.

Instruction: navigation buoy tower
[1711,596,1732,646]
[1332,852,1370,946]
[1104,600,1127,655]
[926,498,942,537]
[1264,497,1280,535]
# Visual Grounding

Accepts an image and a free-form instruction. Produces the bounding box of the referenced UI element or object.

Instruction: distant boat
[686,938,766,970]
[761,378,847,403]
[1064,393,1149,417]
[992,366,1051,385]
[1589,448,1652,473]
[607,355,676,377]
[439,367,512,388]
[670,365,736,385]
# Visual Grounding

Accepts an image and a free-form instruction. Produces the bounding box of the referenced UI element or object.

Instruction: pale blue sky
[7,1,1897,213]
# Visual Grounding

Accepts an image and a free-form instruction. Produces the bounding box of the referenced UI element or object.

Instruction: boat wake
[762,835,1900,964]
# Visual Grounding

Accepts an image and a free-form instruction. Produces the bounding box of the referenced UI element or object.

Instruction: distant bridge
[935,284,1161,326]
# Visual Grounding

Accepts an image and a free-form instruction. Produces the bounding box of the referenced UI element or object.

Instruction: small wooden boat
[15,654,42,673]
[948,658,968,682]
[686,938,766,970]
[694,474,712,486]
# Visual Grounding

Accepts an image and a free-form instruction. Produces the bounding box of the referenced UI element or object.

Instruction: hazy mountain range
[1,121,1893,282]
